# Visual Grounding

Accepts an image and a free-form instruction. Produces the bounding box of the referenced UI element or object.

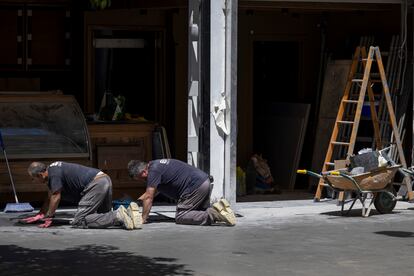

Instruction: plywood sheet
[318,60,352,119]
[311,60,351,182]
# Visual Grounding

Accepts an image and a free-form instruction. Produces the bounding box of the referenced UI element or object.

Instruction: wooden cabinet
[88,122,156,199]
[0,6,24,70]
[27,5,71,70]
[0,2,71,71]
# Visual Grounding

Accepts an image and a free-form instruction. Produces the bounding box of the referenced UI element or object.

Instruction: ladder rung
[337,120,354,124]
[352,79,364,82]
[331,141,350,146]
[343,100,359,104]
[361,58,376,62]
[325,162,335,166]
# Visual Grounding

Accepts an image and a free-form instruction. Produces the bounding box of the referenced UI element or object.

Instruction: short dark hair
[128,160,148,178]
[28,162,47,177]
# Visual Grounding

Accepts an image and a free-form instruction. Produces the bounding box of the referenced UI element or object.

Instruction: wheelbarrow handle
[401,167,414,176]
[297,169,322,178]
[321,171,341,176]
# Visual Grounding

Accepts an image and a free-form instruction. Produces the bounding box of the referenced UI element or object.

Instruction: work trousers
[71,174,120,229]
[175,179,215,226]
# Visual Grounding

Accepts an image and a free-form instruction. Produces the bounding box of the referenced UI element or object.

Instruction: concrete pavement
[1,199,414,275]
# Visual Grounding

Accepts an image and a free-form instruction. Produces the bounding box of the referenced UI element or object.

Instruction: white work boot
[212,198,236,226]
[127,202,142,229]
[116,205,134,230]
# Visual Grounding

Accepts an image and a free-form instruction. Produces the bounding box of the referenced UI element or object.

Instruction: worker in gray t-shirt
[128,159,236,226]
[22,161,141,230]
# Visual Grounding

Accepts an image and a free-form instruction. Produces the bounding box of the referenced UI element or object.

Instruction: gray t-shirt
[147,159,209,200]
[47,161,100,202]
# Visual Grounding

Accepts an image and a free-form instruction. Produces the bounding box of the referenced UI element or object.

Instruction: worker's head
[28,162,48,183]
[128,160,148,180]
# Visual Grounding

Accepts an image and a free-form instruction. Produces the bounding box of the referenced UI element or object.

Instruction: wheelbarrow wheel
[374,187,397,214]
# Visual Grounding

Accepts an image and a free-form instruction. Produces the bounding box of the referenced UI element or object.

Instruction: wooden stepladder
[314,46,414,202]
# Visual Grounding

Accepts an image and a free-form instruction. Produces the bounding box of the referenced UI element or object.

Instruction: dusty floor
[1,198,414,276]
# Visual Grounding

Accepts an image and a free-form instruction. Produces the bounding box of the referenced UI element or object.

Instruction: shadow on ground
[375,231,414,238]
[0,244,193,276]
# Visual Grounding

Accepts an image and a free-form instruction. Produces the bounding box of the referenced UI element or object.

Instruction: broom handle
[0,130,19,203]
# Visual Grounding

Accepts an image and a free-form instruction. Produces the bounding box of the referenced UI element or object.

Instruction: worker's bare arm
[139,186,156,223]
[46,190,61,218]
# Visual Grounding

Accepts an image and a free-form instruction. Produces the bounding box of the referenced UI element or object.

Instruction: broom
[0,129,34,212]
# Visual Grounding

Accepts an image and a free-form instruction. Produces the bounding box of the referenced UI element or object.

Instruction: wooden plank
[310,60,352,191]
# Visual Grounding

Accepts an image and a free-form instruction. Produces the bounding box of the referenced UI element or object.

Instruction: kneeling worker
[128,159,236,226]
[23,161,141,230]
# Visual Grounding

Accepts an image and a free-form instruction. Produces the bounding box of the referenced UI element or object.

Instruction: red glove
[38,218,52,228]
[21,213,45,224]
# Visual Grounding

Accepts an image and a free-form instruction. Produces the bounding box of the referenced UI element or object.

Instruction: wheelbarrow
[298,165,401,217]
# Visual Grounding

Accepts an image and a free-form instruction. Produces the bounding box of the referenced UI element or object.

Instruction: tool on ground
[0,129,34,212]
[314,46,413,202]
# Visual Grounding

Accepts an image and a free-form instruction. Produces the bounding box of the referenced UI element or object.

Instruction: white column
[209,0,237,204]
[224,0,238,204]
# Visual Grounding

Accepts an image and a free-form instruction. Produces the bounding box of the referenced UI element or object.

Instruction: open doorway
[252,40,310,192]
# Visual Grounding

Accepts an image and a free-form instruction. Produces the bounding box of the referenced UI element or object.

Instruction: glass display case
[0,93,91,159]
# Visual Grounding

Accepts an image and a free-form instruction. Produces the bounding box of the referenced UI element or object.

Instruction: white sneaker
[116,205,134,230]
[212,198,236,226]
[127,202,142,229]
